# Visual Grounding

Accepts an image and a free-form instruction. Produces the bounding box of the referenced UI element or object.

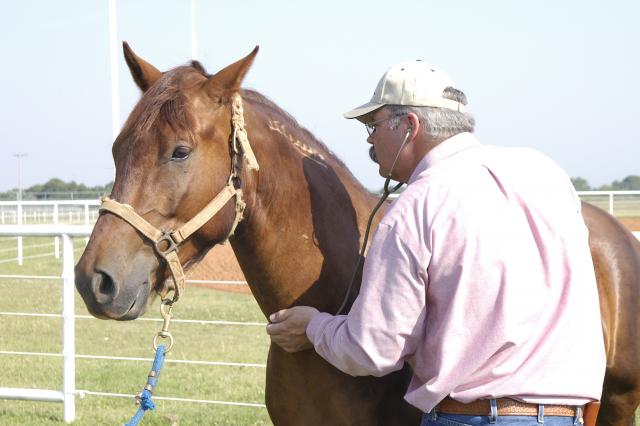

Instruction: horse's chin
[116,284,150,320]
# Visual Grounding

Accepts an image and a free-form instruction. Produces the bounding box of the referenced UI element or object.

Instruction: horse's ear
[123,41,162,92]
[206,46,259,99]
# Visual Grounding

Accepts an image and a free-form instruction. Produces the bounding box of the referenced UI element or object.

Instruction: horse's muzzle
[75,264,150,320]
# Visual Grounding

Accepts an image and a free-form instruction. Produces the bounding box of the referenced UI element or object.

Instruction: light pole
[191,0,197,60]
[14,153,27,265]
[108,0,120,142]
[14,153,27,201]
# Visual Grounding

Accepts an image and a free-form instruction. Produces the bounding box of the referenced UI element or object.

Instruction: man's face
[365,109,405,179]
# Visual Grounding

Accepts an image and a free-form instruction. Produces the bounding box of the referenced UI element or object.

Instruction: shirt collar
[407,132,480,184]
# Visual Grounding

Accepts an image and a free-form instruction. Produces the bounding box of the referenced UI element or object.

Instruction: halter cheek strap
[99,93,258,303]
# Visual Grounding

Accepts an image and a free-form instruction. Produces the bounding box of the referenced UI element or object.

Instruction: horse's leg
[264,344,420,426]
[583,203,640,426]
[597,379,640,426]
[265,345,307,426]
[265,345,355,426]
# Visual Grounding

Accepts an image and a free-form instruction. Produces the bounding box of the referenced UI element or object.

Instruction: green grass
[0,236,272,425]
[3,216,640,425]
[579,195,640,217]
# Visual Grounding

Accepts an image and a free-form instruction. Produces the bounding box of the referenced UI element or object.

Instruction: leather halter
[99,93,259,304]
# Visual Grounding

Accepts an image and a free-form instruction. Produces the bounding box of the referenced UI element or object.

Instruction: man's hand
[266,306,319,353]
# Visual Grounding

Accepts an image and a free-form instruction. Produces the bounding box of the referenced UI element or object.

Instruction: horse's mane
[239,89,355,173]
[126,61,366,190]
[192,60,360,179]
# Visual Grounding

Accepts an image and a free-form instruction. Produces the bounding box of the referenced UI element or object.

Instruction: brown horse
[74,44,640,426]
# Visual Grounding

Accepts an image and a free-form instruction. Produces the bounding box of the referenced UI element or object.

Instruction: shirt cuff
[306,311,335,345]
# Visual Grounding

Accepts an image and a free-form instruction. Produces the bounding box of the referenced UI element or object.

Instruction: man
[266,60,605,425]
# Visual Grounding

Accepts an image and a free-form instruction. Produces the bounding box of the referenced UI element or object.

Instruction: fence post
[609,192,614,215]
[61,234,76,423]
[54,204,60,259]
[84,204,90,244]
[17,202,23,266]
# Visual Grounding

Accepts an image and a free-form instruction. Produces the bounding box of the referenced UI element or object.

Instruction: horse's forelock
[130,66,201,140]
[126,66,356,182]
[190,60,208,76]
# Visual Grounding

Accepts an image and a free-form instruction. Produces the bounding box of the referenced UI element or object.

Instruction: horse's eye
[171,146,191,161]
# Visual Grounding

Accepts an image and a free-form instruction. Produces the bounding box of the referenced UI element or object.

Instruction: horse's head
[75,43,258,320]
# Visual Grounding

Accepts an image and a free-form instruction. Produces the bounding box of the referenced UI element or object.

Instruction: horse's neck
[230,105,378,317]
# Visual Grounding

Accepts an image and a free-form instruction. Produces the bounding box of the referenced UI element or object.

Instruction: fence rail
[2,193,640,422]
[0,200,99,265]
[0,225,264,423]
[0,229,78,422]
[391,190,640,217]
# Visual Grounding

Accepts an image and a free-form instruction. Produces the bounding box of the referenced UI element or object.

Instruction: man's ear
[406,112,420,139]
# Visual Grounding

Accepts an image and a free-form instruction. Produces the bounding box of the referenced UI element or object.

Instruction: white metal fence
[389,190,640,217]
[0,200,99,265]
[576,190,640,217]
[1,192,640,422]
[0,225,265,423]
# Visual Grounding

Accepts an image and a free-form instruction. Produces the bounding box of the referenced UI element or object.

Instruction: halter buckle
[154,231,178,259]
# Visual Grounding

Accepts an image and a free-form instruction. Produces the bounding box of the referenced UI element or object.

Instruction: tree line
[571,175,640,191]
[376,175,640,195]
[0,178,114,200]
[1,175,639,201]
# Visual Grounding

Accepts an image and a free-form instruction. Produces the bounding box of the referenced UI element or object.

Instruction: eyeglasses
[364,114,403,137]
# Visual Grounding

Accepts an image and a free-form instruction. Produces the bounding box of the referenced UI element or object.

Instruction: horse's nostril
[91,270,118,304]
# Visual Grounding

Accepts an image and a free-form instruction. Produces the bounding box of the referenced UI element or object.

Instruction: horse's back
[582,201,640,425]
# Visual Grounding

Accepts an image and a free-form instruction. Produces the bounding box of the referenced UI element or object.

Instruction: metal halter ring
[154,231,179,258]
[153,300,175,353]
[153,332,174,354]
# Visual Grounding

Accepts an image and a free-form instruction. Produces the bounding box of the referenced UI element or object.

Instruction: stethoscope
[336,127,413,314]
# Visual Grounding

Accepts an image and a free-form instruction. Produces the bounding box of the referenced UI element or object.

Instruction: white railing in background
[0,191,638,268]
[387,190,640,217]
[0,225,264,424]
[0,225,90,423]
[576,190,640,216]
[0,200,99,265]
[1,197,639,422]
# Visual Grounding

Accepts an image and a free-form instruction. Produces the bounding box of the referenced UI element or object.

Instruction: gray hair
[388,87,475,141]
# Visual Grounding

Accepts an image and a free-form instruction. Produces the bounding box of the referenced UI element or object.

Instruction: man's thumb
[269,309,289,323]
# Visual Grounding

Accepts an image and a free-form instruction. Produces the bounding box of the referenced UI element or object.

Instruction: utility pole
[191,0,198,60]
[108,0,120,142]
[14,153,27,202]
[14,153,27,266]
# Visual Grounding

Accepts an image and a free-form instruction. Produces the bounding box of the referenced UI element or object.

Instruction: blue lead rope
[125,344,167,426]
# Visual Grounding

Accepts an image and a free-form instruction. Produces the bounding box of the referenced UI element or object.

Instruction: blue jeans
[422,407,582,426]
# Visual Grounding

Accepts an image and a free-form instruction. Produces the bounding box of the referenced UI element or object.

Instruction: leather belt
[436,397,578,417]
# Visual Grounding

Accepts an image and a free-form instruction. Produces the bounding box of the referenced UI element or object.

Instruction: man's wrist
[305,311,333,345]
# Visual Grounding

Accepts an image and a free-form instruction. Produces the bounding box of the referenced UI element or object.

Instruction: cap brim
[343,102,385,123]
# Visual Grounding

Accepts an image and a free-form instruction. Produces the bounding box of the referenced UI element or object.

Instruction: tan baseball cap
[344,60,465,122]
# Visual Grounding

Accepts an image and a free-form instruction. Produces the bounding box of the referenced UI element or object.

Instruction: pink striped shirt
[307,132,605,412]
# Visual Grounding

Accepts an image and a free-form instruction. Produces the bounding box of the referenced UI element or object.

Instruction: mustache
[369,146,378,164]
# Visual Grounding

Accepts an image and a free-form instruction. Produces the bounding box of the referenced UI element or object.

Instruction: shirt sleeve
[306,222,429,377]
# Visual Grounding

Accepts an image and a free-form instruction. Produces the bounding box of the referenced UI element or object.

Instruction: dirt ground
[619,217,640,232]
[186,244,251,293]
[189,218,640,295]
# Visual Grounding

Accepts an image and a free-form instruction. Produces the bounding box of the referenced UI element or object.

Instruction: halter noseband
[99,93,259,304]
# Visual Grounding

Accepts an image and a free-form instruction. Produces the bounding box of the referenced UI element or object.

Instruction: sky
[0,0,638,193]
